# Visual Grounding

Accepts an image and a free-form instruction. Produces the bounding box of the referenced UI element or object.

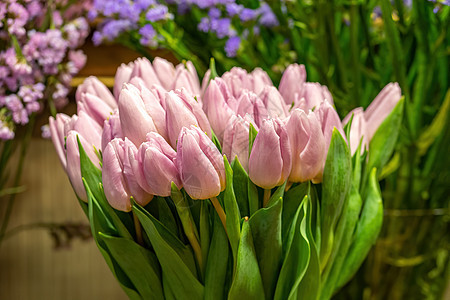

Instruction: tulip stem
[263,189,271,207]
[132,211,144,246]
[210,197,227,234]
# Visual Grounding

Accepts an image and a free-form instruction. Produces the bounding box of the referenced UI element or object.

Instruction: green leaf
[267,182,286,207]
[336,168,383,290]
[204,213,230,300]
[223,156,241,265]
[274,196,310,300]
[84,179,140,299]
[282,182,309,254]
[133,203,204,299]
[320,185,362,299]
[249,123,258,154]
[100,233,164,299]
[248,179,259,217]
[249,197,283,299]
[367,97,404,175]
[156,196,179,238]
[320,129,352,270]
[211,130,222,153]
[296,197,320,300]
[231,157,250,218]
[228,220,265,300]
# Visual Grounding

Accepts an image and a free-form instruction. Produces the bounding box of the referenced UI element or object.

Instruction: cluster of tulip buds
[50,57,401,213]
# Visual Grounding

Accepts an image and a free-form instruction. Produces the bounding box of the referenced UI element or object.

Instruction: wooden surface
[0,138,127,300]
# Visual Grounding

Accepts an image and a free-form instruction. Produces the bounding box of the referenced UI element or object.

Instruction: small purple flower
[240,8,257,22]
[146,5,171,22]
[0,122,15,140]
[198,17,210,32]
[211,18,232,39]
[225,36,241,57]
[101,19,134,41]
[139,24,156,46]
[258,3,279,27]
[41,124,51,139]
[208,7,221,18]
[226,3,243,17]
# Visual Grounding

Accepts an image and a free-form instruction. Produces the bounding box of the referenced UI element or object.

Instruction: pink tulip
[176,126,226,199]
[76,76,116,109]
[259,86,289,118]
[293,82,334,111]
[223,115,255,172]
[316,100,346,152]
[202,78,238,142]
[173,62,202,99]
[65,130,100,201]
[165,89,211,147]
[249,118,292,189]
[129,57,161,89]
[152,57,176,90]
[134,132,182,196]
[364,83,401,139]
[343,107,368,155]
[286,109,326,183]
[49,113,71,169]
[64,111,102,151]
[279,64,307,105]
[118,83,158,146]
[201,69,212,96]
[222,67,273,98]
[114,62,134,99]
[235,90,269,128]
[102,138,153,212]
[101,110,123,151]
[77,92,114,126]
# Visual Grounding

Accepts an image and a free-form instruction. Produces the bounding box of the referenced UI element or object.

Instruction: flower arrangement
[50,57,403,299]
[0,0,89,247]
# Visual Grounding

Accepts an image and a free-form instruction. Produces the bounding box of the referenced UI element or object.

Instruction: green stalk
[0,114,36,249]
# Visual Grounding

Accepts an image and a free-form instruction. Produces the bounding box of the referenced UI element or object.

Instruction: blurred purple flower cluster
[0,0,90,140]
[90,0,278,58]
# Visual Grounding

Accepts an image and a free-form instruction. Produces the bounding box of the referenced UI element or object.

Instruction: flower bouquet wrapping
[50,57,403,299]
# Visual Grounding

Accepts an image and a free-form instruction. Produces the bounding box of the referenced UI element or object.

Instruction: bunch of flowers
[50,57,404,299]
[0,0,90,140]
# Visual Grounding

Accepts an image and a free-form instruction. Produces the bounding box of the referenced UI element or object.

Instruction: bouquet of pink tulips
[50,57,403,300]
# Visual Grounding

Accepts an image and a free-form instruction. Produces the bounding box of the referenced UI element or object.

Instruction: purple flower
[211,18,232,38]
[225,36,241,57]
[198,17,210,32]
[208,7,221,18]
[146,5,171,22]
[101,19,134,41]
[226,3,243,16]
[139,24,156,46]
[240,8,257,22]
[258,3,279,27]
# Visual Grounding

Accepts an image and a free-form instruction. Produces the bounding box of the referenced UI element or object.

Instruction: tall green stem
[0,114,36,249]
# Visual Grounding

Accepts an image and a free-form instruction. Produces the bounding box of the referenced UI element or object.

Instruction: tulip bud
[279,64,307,105]
[134,132,182,196]
[286,109,326,183]
[102,138,153,212]
[49,113,71,168]
[293,82,334,112]
[223,115,255,172]
[236,90,269,128]
[129,57,161,89]
[259,86,289,118]
[173,61,201,98]
[165,89,211,147]
[64,111,102,151]
[176,126,226,199]
[118,83,158,146]
[249,118,292,189]
[316,100,346,152]
[76,76,116,109]
[77,92,114,126]
[343,107,368,155]
[251,68,273,95]
[65,130,100,201]
[364,83,401,139]
[114,62,134,99]
[102,110,123,151]
[222,67,273,98]
[152,57,176,90]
